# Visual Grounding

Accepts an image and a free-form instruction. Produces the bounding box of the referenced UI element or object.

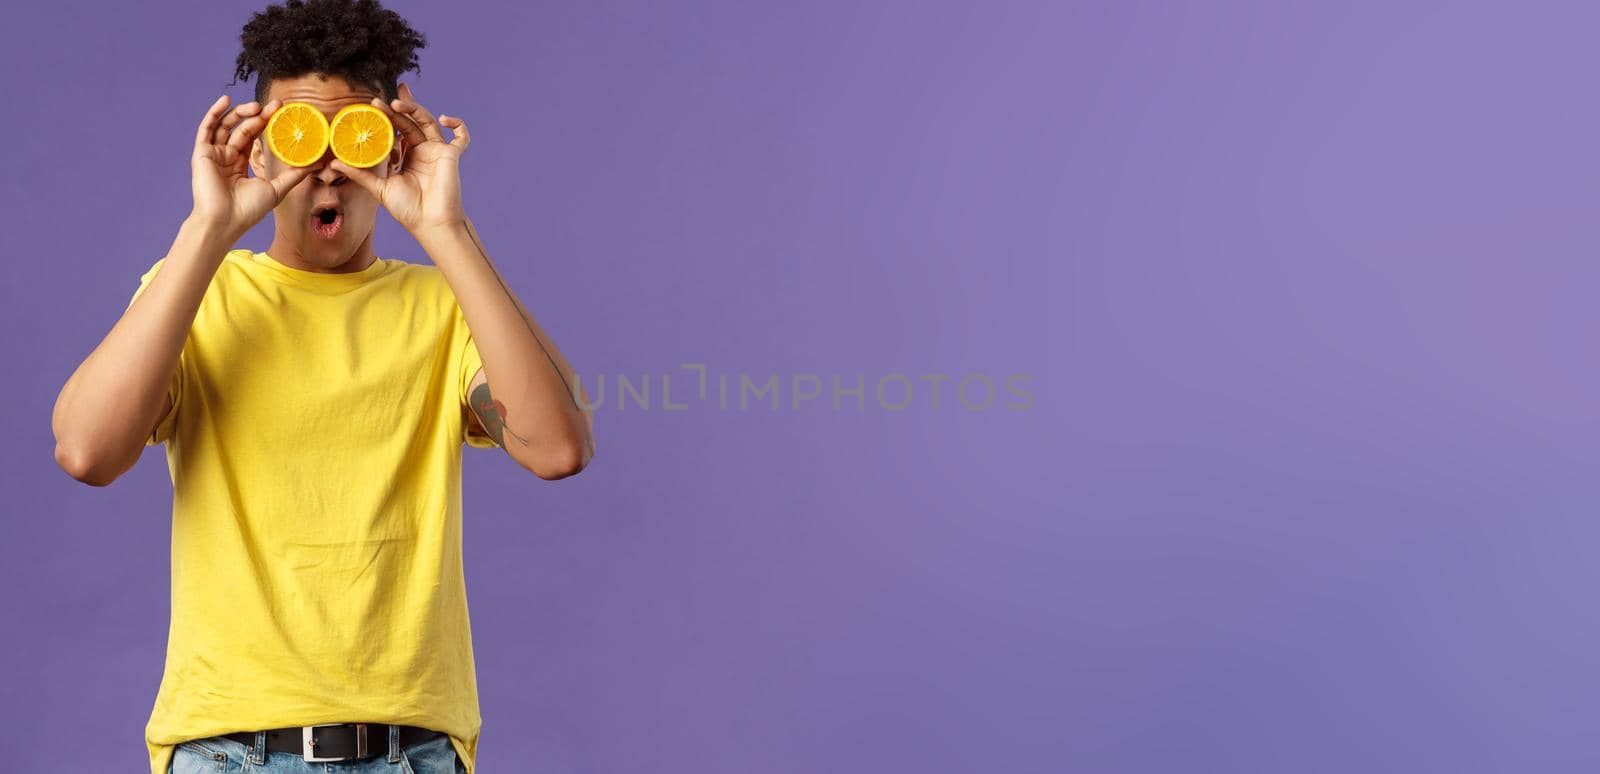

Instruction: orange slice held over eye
[329,104,395,168]
[265,102,330,167]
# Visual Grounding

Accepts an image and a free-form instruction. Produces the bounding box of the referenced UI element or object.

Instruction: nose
[311,151,349,187]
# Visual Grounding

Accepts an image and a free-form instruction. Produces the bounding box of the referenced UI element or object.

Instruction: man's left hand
[331,81,469,241]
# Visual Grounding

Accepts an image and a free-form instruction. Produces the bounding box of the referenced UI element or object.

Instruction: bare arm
[434,218,595,479]
[51,218,234,485]
[331,84,594,479]
[51,94,312,486]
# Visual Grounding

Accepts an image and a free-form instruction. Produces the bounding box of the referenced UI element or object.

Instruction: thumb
[330,160,384,197]
[269,165,315,201]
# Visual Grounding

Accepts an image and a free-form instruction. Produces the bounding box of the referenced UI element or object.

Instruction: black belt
[222,723,443,761]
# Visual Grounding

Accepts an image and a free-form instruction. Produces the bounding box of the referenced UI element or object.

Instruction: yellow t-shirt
[127,248,497,774]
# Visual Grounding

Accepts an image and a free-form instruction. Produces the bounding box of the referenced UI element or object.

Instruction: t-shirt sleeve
[452,300,498,449]
[126,258,184,447]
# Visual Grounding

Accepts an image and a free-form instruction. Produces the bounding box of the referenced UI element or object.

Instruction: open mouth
[312,206,343,239]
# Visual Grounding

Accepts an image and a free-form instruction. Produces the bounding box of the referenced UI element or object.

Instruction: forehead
[264,73,381,116]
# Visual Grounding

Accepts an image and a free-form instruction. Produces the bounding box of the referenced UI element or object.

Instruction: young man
[49,1,595,772]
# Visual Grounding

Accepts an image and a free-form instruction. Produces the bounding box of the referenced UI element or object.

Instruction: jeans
[168,726,466,773]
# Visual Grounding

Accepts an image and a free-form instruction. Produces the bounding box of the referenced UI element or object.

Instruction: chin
[300,238,350,262]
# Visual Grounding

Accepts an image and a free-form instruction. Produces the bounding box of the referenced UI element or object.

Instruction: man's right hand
[190,95,313,238]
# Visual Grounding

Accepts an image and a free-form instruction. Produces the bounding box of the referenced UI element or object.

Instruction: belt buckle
[303,722,367,762]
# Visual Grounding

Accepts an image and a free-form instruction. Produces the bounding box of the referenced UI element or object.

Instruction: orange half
[266,102,330,167]
[330,104,395,168]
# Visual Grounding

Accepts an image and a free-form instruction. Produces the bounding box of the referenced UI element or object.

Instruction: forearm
[420,218,594,475]
[52,215,235,484]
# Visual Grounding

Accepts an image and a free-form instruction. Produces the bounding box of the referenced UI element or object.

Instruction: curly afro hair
[231,0,427,106]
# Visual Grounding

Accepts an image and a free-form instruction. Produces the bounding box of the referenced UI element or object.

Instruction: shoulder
[388,259,442,282]
[138,256,166,281]
[217,249,252,276]
[186,249,263,293]
[381,260,462,306]
[392,259,448,285]
[139,248,255,279]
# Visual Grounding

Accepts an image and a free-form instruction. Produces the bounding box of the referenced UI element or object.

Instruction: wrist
[182,212,244,250]
[413,219,471,247]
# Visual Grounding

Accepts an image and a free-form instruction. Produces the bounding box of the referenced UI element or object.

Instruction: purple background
[2,1,1593,772]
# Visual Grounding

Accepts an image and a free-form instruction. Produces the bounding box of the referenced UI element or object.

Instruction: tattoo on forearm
[470,380,531,447]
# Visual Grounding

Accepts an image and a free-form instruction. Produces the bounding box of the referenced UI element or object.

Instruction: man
[48,1,595,772]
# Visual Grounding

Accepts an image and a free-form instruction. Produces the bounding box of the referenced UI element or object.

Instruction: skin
[54,74,590,486]
[469,380,531,447]
[248,73,404,273]
[237,74,496,436]
[190,76,593,477]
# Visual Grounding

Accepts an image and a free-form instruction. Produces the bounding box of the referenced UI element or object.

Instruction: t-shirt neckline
[248,250,391,290]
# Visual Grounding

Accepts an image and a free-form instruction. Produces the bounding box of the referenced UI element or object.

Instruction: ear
[386,135,404,176]
[250,137,267,179]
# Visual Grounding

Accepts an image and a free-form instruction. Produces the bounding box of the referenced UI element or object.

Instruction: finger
[329,159,384,198]
[213,101,261,147]
[233,100,282,149]
[393,84,445,144]
[226,112,269,157]
[268,164,316,201]
[215,105,262,151]
[370,96,426,149]
[392,96,444,143]
[439,114,469,152]
[195,95,230,151]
